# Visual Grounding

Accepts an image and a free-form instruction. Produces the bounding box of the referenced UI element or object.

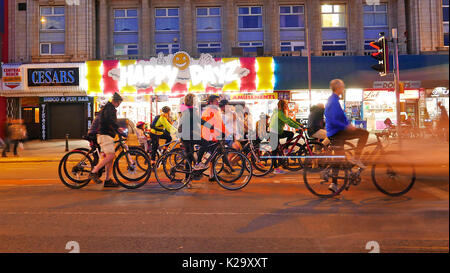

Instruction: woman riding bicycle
[269,99,303,151]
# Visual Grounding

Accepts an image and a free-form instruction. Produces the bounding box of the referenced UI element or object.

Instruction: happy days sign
[108,52,250,89]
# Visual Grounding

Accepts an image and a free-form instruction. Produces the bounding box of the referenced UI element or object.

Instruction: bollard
[65,134,69,152]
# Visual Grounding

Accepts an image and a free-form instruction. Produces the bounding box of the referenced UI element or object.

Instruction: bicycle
[58,132,152,189]
[303,132,416,198]
[271,128,327,172]
[241,139,274,177]
[155,140,253,191]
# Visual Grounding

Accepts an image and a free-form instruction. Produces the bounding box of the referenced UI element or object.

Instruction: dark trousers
[182,139,210,165]
[2,139,19,156]
[269,130,295,150]
[160,130,172,144]
[329,128,369,158]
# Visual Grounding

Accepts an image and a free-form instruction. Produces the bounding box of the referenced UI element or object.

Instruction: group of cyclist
[87,78,370,192]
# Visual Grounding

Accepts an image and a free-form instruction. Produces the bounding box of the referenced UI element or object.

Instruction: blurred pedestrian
[2,119,27,157]
[438,101,449,142]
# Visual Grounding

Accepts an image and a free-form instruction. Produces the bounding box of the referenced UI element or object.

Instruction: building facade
[4,0,449,63]
[0,0,448,139]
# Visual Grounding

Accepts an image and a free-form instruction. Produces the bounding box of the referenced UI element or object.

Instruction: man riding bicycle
[149,106,177,165]
[89,92,124,188]
[325,79,369,192]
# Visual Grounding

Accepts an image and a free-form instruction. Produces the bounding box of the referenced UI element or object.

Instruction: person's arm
[328,100,350,130]
[159,116,177,134]
[279,111,302,129]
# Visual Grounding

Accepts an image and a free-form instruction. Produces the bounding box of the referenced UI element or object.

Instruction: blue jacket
[325,93,349,137]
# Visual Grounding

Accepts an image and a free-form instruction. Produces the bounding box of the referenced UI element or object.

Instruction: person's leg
[312,129,330,145]
[13,141,19,155]
[281,130,294,142]
[150,134,159,162]
[341,128,368,158]
[90,135,115,183]
[2,139,10,157]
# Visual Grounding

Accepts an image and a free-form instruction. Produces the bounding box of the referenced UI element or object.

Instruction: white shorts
[97,134,115,154]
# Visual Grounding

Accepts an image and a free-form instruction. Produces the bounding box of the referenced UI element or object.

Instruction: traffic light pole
[392,28,403,149]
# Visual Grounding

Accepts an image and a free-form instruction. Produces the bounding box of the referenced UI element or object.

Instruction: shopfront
[1,63,88,140]
[85,53,276,126]
[426,87,449,121]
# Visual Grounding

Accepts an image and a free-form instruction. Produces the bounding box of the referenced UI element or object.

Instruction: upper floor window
[444,0,449,46]
[238,6,262,29]
[40,6,65,55]
[114,9,138,56]
[364,4,389,51]
[155,8,180,54]
[280,5,305,52]
[196,7,222,54]
[238,6,263,53]
[321,4,346,28]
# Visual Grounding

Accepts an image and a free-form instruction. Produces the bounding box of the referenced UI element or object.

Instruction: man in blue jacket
[325,79,369,192]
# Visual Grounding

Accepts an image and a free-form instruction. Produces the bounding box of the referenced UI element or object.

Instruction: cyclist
[325,79,369,192]
[195,95,229,181]
[269,99,303,151]
[89,92,123,188]
[149,106,177,165]
[136,121,149,152]
[268,99,303,174]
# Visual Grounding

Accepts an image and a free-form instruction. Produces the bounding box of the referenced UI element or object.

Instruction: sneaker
[104,179,119,188]
[328,182,339,193]
[273,168,287,174]
[208,177,216,182]
[89,172,103,184]
[192,174,202,181]
[347,157,366,170]
[193,162,209,171]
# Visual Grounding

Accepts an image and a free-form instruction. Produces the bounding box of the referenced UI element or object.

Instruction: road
[0,161,448,253]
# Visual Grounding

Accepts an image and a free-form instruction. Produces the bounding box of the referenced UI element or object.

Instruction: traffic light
[369,36,389,76]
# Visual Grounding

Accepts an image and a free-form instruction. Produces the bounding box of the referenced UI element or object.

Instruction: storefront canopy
[274,55,449,90]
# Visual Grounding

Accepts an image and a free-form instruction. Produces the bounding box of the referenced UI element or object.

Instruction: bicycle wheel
[113,149,151,189]
[302,141,328,172]
[212,150,252,190]
[155,151,192,190]
[303,159,349,198]
[371,153,416,196]
[246,149,274,177]
[59,150,93,189]
[282,143,305,171]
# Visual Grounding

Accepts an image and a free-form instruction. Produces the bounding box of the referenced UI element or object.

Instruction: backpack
[151,115,164,132]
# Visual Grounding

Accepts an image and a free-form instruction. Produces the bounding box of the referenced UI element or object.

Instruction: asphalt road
[0,161,448,253]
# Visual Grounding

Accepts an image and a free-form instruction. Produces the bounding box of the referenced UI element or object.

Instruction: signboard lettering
[28,68,79,87]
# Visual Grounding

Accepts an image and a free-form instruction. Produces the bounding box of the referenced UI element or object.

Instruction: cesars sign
[85,52,275,94]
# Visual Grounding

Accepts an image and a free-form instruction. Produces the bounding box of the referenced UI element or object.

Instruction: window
[444,0,449,46]
[279,6,305,51]
[155,43,180,55]
[114,9,138,56]
[197,42,222,53]
[321,4,346,28]
[363,4,388,51]
[40,6,65,55]
[196,7,222,54]
[321,4,347,51]
[238,6,263,52]
[155,8,180,54]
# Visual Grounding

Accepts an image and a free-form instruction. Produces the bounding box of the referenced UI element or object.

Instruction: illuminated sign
[28,68,79,87]
[85,53,275,95]
[229,93,278,100]
[2,64,23,90]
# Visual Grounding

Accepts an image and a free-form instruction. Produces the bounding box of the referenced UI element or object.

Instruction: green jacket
[269,109,302,134]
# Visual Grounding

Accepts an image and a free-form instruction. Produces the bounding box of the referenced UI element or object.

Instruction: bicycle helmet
[136,121,146,129]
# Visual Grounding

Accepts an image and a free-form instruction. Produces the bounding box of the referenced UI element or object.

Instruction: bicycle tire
[303,159,349,198]
[155,151,192,190]
[59,150,93,189]
[212,150,252,191]
[113,149,151,189]
[246,149,274,177]
[371,161,416,196]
